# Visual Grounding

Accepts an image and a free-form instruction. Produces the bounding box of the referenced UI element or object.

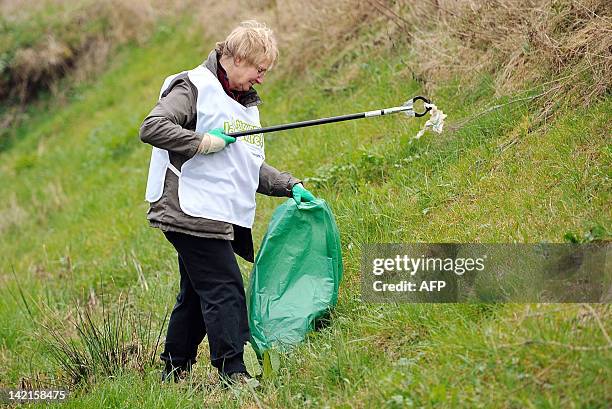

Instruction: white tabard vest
[144,65,265,228]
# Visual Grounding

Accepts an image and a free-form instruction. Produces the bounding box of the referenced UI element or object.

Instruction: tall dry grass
[402,0,611,115]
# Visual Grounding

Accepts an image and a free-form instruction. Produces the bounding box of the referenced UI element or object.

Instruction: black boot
[219,371,260,389]
[161,360,192,383]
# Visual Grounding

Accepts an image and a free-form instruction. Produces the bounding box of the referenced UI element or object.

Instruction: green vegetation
[0,0,168,105]
[1,7,610,409]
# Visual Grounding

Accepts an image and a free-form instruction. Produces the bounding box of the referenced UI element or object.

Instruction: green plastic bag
[247,198,343,356]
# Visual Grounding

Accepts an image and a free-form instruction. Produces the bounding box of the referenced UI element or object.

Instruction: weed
[41,292,167,385]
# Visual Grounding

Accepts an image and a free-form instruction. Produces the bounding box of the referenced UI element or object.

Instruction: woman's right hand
[197,128,236,154]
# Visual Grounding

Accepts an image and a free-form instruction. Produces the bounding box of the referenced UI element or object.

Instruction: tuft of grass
[41,292,168,386]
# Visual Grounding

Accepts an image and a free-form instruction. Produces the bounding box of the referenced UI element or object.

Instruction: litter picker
[226,96,433,137]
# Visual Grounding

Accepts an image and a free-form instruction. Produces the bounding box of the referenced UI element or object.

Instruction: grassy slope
[0,18,610,408]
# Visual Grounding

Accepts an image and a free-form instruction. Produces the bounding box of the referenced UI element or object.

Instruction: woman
[139,20,314,383]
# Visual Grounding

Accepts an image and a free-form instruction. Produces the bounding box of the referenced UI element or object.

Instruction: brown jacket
[139,49,300,261]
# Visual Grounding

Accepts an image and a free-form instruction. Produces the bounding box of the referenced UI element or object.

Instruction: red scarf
[217,59,241,102]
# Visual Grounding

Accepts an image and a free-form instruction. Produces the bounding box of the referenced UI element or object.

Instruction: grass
[0,0,175,106]
[0,11,610,409]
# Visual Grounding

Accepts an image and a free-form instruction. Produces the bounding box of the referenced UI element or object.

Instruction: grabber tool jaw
[402,96,432,117]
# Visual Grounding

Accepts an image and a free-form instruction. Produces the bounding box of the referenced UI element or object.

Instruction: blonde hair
[216,20,278,69]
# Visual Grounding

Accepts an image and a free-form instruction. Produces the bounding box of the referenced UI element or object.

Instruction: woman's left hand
[291,183,316,204]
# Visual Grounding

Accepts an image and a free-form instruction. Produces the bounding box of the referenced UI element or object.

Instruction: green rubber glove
[208,128,236,145]
[197,128,236,154]
[291,183,316,204]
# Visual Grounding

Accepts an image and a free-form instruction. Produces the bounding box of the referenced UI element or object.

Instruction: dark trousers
[160,231,250,375]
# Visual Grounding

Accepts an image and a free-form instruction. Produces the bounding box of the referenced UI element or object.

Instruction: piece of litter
[414,103,447,139]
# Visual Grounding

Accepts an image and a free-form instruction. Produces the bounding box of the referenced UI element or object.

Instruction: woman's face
[227,57,269,92]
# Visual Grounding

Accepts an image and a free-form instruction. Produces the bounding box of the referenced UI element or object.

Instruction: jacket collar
[202,49,262,108]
